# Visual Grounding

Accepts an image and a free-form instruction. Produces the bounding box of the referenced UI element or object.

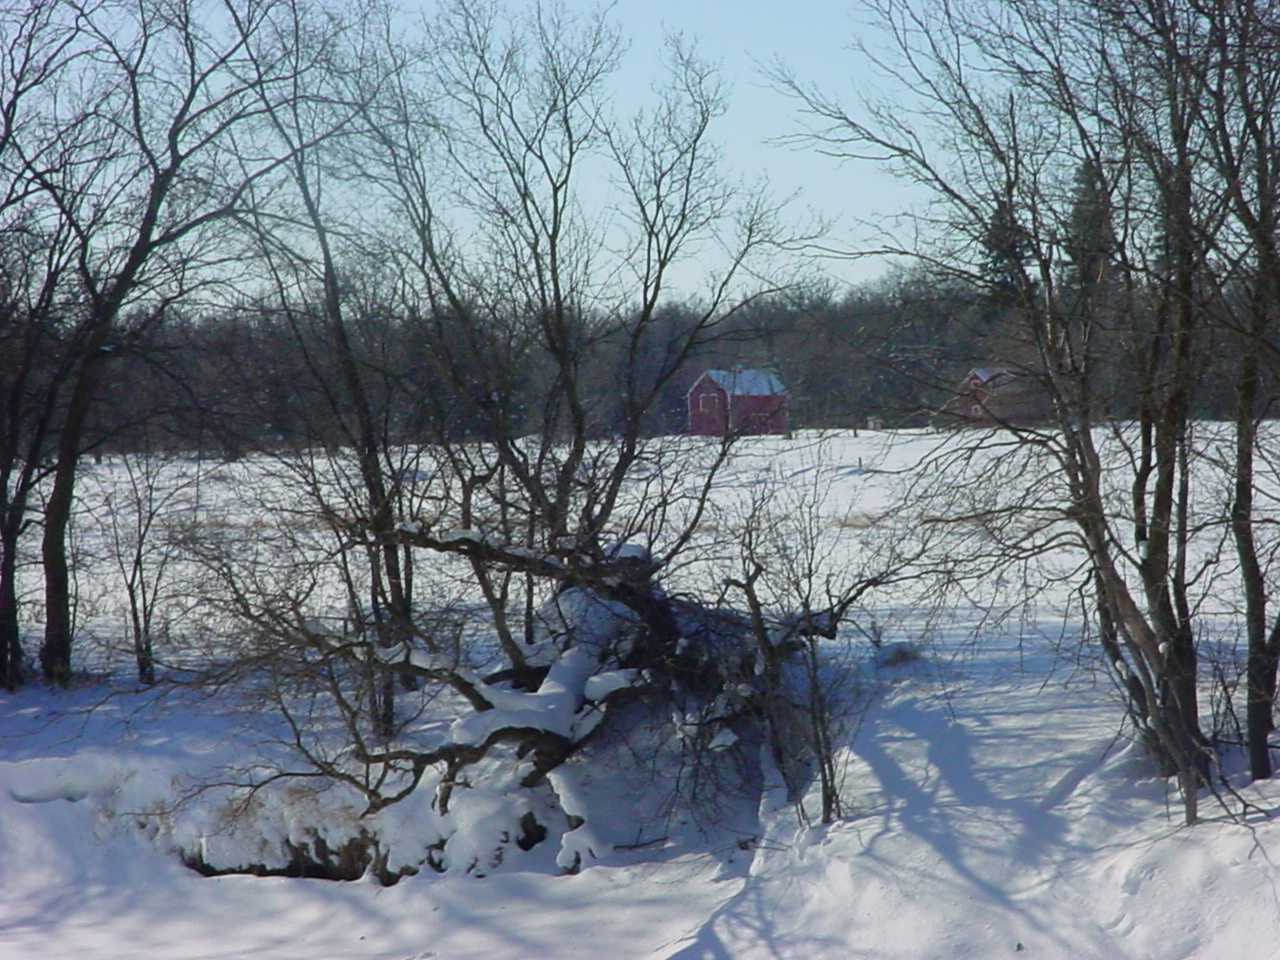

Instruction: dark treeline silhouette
[72,281,987,457]
[84,266,1264,465]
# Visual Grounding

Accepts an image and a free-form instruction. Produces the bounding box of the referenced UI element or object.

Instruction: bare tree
[778,0,1280,821]
[0,0,92,688]
[175,0,830,874]
[1193,0,1280,781]
[84,443,205,684]
[0,0,351,684]
[720,451,915,824]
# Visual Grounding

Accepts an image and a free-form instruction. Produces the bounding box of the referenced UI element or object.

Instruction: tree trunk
[0,526,24,690]
[1233,346,1275,779]
[40,349,107,685]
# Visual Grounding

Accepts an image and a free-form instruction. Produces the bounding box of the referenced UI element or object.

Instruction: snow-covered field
[4,430,1280,960]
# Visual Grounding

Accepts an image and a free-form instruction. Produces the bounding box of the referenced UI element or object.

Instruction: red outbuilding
[687,369,788,436]
[943,368,1044,426]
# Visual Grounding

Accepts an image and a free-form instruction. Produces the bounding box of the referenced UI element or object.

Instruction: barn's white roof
[699,369,786,396]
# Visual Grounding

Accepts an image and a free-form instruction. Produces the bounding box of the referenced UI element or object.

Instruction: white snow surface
[3,430,1280,959]
[5,640,1279,959]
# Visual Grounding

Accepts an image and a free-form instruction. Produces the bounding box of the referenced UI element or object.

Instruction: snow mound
[7,753,123,803]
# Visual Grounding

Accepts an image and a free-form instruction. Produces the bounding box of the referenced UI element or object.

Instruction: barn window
[700,393,720,412]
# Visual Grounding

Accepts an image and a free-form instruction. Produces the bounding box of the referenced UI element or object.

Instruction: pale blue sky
[597,0,914,290]
[404,0,918,295]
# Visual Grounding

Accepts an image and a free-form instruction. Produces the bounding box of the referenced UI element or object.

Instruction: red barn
[687,369,788,436]
[943,368,1043,426]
